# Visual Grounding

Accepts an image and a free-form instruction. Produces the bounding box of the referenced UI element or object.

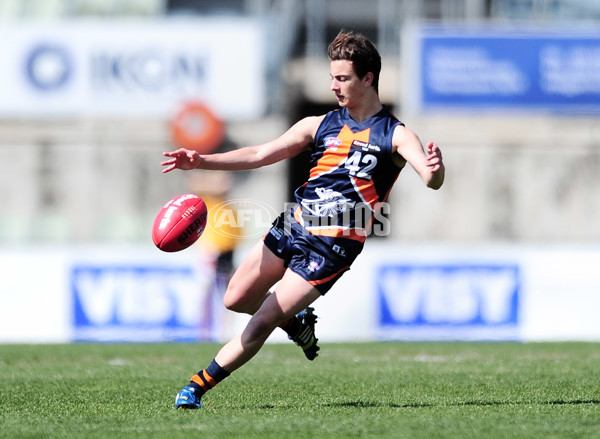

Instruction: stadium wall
[1,19,599,345]
[1,243,599,343]
[1,21,599,245]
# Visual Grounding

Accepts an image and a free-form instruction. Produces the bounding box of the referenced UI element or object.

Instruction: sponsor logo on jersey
[351,139,381,152]
[300,187,356,217]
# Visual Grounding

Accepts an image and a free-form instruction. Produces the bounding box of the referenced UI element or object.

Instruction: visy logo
[377,264,520,327]
[71,265,206,342]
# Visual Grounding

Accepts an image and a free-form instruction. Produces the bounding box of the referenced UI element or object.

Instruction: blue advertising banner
[411,26,600,113]
[71,265,215,342]
[376,264,520,340]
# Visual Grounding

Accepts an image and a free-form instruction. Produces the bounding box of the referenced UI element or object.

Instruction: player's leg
[175,270,321,409]
[222,239,286,315]
[215,269,321,371]
[283,306,320,360]
[221,233,320,360]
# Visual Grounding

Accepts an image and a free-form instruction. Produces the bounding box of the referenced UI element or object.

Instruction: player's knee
[223,290,242,312]
[223,284,251,313]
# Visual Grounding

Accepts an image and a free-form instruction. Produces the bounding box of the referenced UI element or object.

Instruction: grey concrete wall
[391,115,600,243]
[1,114,598,244]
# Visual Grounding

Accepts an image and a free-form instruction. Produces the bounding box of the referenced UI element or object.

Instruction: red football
[152,194,208,252]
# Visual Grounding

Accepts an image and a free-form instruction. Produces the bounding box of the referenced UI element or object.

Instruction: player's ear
[363,72,374,88]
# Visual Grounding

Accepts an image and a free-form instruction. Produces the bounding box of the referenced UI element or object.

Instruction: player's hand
[161,148,202,173]
[426,142,443,173]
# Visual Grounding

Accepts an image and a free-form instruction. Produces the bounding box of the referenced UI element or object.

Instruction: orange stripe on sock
[202,370,217,387]
[190,374,209,391]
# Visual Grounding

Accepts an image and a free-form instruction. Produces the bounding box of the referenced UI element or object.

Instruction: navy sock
[281,316,302,338]
[188,359,230,396]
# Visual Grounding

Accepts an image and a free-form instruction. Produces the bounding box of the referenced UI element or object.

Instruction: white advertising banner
[1,243,599,343]
[0,246,219,343]
[327,243,600,342]
[0,19,266,118]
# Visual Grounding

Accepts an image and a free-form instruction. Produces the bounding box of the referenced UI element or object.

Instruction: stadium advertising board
[376,264,520,341]
[0,20,265,118]
[2,245,600,343]
[404,25,600,113]
[71,265,212,342]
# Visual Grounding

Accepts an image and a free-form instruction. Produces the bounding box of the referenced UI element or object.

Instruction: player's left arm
[392,125,445,190]
[161,116,322,173]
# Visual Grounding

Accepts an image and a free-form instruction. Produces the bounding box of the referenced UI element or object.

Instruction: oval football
[152,194,207,252]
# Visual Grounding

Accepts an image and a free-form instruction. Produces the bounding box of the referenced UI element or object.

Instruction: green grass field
[1,342,599,438]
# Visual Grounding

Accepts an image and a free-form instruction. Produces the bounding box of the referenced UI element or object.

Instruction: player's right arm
[161,116,324,173]
[392,125,445,190]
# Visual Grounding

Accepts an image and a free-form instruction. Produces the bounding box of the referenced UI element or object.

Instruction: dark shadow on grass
[546,399,600,406]
[324,399,600,409]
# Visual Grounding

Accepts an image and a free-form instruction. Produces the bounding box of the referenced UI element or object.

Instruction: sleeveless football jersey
[293,106,405,243]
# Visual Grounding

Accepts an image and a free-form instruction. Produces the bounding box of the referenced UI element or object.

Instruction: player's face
[329,60,370,108]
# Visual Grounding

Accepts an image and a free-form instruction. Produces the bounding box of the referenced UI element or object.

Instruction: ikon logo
[25,43,73,91]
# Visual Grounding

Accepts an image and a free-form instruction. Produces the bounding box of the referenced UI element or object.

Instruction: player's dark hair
[327,30,381,94]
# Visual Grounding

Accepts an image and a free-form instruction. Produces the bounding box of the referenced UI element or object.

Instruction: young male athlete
[161,31,445,409]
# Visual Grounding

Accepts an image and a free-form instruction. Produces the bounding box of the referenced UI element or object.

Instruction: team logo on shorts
[308,260,320,272]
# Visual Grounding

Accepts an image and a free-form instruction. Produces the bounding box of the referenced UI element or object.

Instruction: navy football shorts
[263,211,363,295]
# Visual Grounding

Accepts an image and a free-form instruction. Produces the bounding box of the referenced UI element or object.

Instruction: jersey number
[345,151,377,179]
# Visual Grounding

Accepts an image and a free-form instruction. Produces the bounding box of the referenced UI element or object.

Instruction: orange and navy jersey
[293,106,404,243]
